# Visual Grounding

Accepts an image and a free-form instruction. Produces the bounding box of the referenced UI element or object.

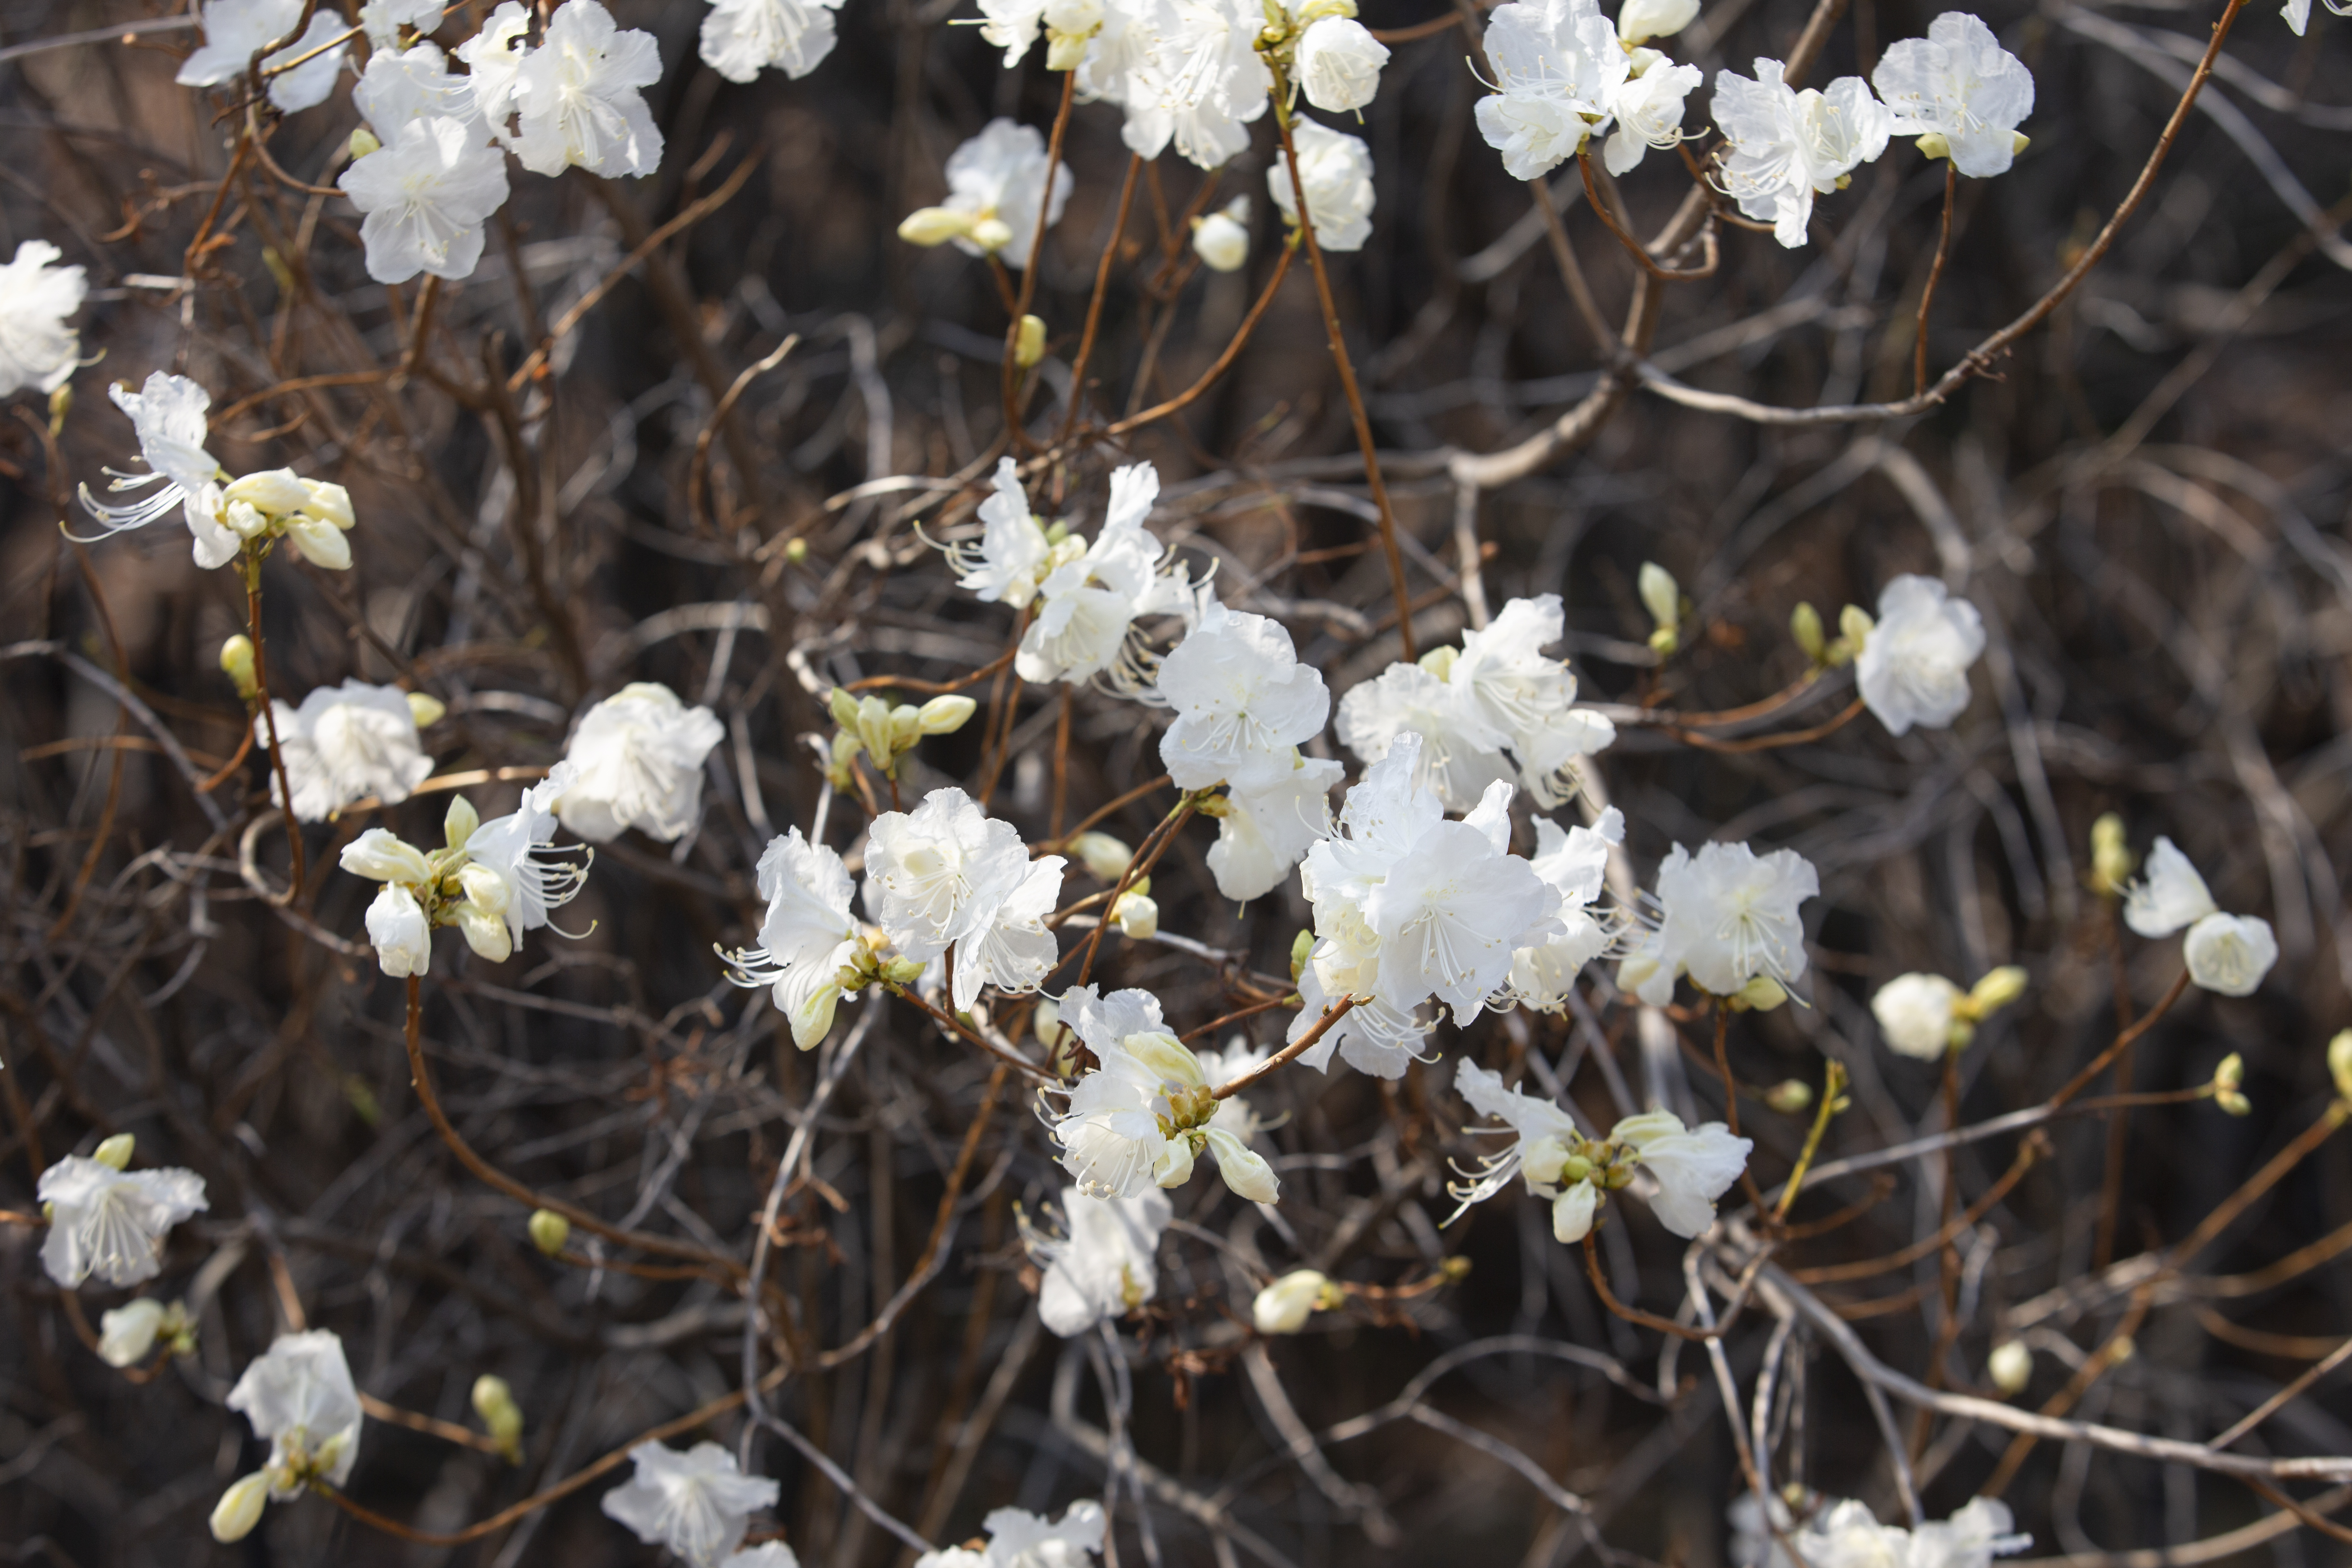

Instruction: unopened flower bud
[1416,644,1459,680]
[220,635,259,700]
[898,206,976,247]
[881,956,927,986]
[224,469,312,517]
[1252,1269,1336,1334]
[1735,975,1789,1011]
[2010,130,2030,156]
[93,1133,136,1170]
[2211,1052,2250,1116]
[2105,1334,2136,1364]
[283,513,353,570]
[299,479,355,530]
[342,826,434,884]
[889,703,923,750]
[1112,890,1158,939]
[455,901,513,962]
[1916,130,1952,161]
[1045,24,1091,68]
[1764,1079,1813,1114]
[405,691,446,729]
[528,1208,570,1256]
[47,381,70,438]
[472,1374,525,1462]
[98,1297,170,1368]
[2328,1029,2352,1103]
[783,537,810,565]
[828,687,862,730]
[1032,994,1063,1045]
[1791,601,1825,663]
[1965,965,2028,1018]
[1988,1339,2031,1395]
[210,1472,272,1543]
[349,127,382,160]
[1192,197,1251,273]
[1838,603,1874,654]
[917,694,977,734]
[972,215,1017,254]
[1070,832,1132,882]
[1638,562,1679,635]
[1290,928,1314,982]
[2089,813,2133,897]
[443,795,479,850]
[1015,313,1048,368]
[224,498,269,540]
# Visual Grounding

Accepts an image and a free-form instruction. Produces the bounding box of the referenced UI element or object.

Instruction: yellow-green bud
[220,635,259,701]
[828,687,862,730]
[93,1133,135,1170]
[881,956,927,986]
[1734,976,1789,1011]
[2089,813,2134,898]
[783,537,810,565]
[971,215,1017,252]
[1764,1079,1814,1114]
[898,206,976,247]
[1416,645,1459,680]
[2011,131,2030,156]
[47,381,71,438]
[210,1473,272,1543]
[405,691,446,729]
[1791,601,1825,664]
[471,1374,525,1463]
[1988,1339,2031,1395]
[348,127,382,161]
[1638,561,1679,634]
[889,703,924,750]
[1015,314,1048,369]
[917,694,977,734]
[1290,928,1315,982]
[2211,1053,2250,1116]
[1436,1255,1471,1283]
[1044,24,1092,68]
[2329,1029,2352,1103]
[1838,604,1874,655]
[444,795,479,850]
[1070,832,1133,882]
[1964,966,2028,1018]
[527,1209,571,1256]
[2105,1334,2137,1364]
[1251,1269,1336,1334]
[1916,131,1952,161]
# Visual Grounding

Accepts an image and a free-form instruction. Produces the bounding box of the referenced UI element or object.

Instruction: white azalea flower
[2184,913,2278,997]
[923,119,1075,272]
[1473,0,1628,180]
[506,0,665,179]
[946,457,1053,608]
[75,372,234,568]
[1028,1186,1171,1336]
[1335,660,1513,811]
[1118,0,1274,170]
[1361,779,1559,1023]
[1447,595,1617,807]
[1508,806,1624,1010]
[0,239,87,397]
[36,1153,207,1288]
[339,114,513,283]
[1796,1498,2030,1568]
[1620,838,1818,1006]
[1191,195,1251,272]
[1871,972,1962,1059]
[227,1330,364,1496]
[554,683,725,843]
[354,41,482,133]
[1156,595,1331,796]
[699,0,842,81]
[1602,51,1703,175]
[600,1441,780,1568]
[1712,59,1892,247]
[1287,962,1436,1078]
[1872,13,2033,178]
[1050,988,1277,1202]
[1616,0,1697,44]
[2121,836,2217,937]
[1452,1058,1596,1239]
[1207,754,1343,903]
[914,1502,1107,1568]
[265,680,435,822]
[1854,575,1986,735]
[1291,11,1389,114]
[366,884,434,976]
[461,762,592,959]
[722,1546,802,1568]
[1267,118,1376,251]
[951,854,1066,1011]
[177,0,348,112]
[458,2,532,124]
[1017,463,1194,690]
[2277,0,2347,33]
[727,828,863,1049]
[359,0,445,49]
[1608,1108,1752,1236]
[862,786,1032,962]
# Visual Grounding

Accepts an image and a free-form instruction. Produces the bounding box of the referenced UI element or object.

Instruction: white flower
[37,1154,207,1288]
[76,372,234,567]
[1191,195,1250,272]
[1872,972,1962,1059]
[354,41,482,134]
[1712,59,1893,247]
[1049,991,1200,1196]
[1509,806,1624,1009]
[1795,1498,2030,1568]
[1603,52,1703,175]
[177,0,348,112]
[2122,836,2217,937]
[1030,1186,1171,1336]
[1156,595,1330,795]
[1873,13,2033,178]
[340,115,513,284]
[1251,1269,1334,1334]
[1118,0,1273,170]
[0,240,87,397]
[722,1547,802,1568]
[1292,13,1389,113]
[1207,754,1343,902]
[1616,0,1698,44]
[99,1297,180,1367]
[458,2,533,124]
[2276,0,2345,33]
[1018,463,1192,689]
[2184,913,2278,997]
[947,457,1052,607]
[952,855,1066,1011]
[227,1330,364,1495]
[862,786,1032,961]
[266,680,435,822]
[699,0,842,81]
[1855,575,1986,735]
[366,884,434,977]
[601,1441,780,1568]
[1335,661,1513,811]
[728,828,863,1049]
[506,0,665,179]
[359,0,444,49]
[1474,0,1629,180]
[915,1502,1107,1568]
[1609,1108,1752,1236]
[1267,119,1376,252]
[462,762,592,957]
[554,683,725,842]
[1448,595,1617,807]
[1621,838,1818,1006]
[1288,962,1436,1078]
[1452,1058,1596,1239]
[341,826,434,885]
[935,119,1076,271]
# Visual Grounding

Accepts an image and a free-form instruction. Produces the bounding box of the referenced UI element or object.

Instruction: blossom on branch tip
[554,682,725,843]
[2122,836,2216,937]
[1873,13,2033,178]
[265,680,435,822]
[2183,914,2278,997]
[1048,988,1278,1202]
[461,763,592,957]
[37,1153,207,1288]
[1252,1269,1339,1333]
[946,458,1053,606]
[1156,594,1331,796]
[1791,1497,2031,1568]
[1508,806,1624,1010]
[1473,0,1628,180]
[1191,195,1251,271]
[1449,595,1617,806]
[726,827,864,1049]
[226,1330,364,1498]
[0,240,87,398]
[600,1440,780,1568]
[864,786,1033,962]
[502,0,665,179]
[1207,754,1343,903]
[1290,7,1389,115]
[1619,838,1818,1007]
[904,119,1074,271]
[1602,50,1703,175]
[1027,1185,1171,1336]
[177,0,348,112]
[1016,462,1196,690]
[699,0,843,81]
[75,372,234,567]
[1116,0,1273,170]
[1268,118,1376,251]
[1854,574,1985,735]
[913,1501,1106,1568]
[1711,58,1892,247]
[339,113,513,284]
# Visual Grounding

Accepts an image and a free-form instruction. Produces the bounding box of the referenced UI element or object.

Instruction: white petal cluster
[1854,575,1985,735]
[1474,0,1627,180]
[37,1152,207,1288]
[1508,806,1624,1010]
[864,787,1065,1011]
[267,681,437,822]
[1791,1497,2031,1568]
[1117,0,1275,171]
[946,459,1053,607]
[555,682,726,842]
[699,0,843,81]
[1049,986,1279,1202]
[729,827,864,1049]
[1604,50,1704,175]
[359,0,444,49]
[1191,195,1251,272]
[0,239,87,397]
[1289,0,1390,115]
[1205,753,1344,903]
[1712,59,1893,247]
[463,764,594,956]
[177,0,349,112]
[1338,595,1615,811]
[1029,1185,1171,1336]
[1267,119,1376,252]
[913,1501,1106,1568]
[75,373,234,567]
[2280,0,2350,33]
[1453,1060,1751,1240]
[1615,0,1697,46]
[1873,13,2033,178]
[1619,838,1818,1006]
[1016,462,1196,690]
[225,1331,365,1500]
[1871,972,1963,1059]
[2123,836,2279,997]
[468,0,664,179]
[600,1440,781,1568]
[1157,595,1331,796]
[342,44,512,285]
[902,120,1075,272]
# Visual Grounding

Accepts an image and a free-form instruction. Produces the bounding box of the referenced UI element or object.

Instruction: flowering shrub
[2,0,2351,1561]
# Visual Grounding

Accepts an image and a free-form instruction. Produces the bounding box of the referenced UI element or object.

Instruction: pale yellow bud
[1251,1269,1338,1334]
[2011,131,2030,155]
[220,635,259,701]
[1916,131,1952,161]
[1070,832,1132,882]
[210,1473,272,1542]
[1045,26,1090,68]
[1638,562,1679,633]
[972,216,1017,254]
[348,127,382,161]
[1763,1079,1813,1114]
[889,703,924,749]
[1838,604,1874,653]
[828,686,862,730]
[2089,813,2134,897]
[283,513,353,570]
[405,691,446,729]
[527,1208,571,1256]
[1988,1340,2031,1395]
[47,381,70,438]
[444,794,479,850]
[1416,645,1459,680]
[1015,313,1048,368]
[93,1133,135,1170]
[1964,966,2028,1018]
[299,479,355,530]
[2328,1029,2352,1103]
[1735,976,1789,1011]
[917,694,977,735]
[1112,891,1159,939]
[2212,1053,2250,1116]
[898,206,976,247]
[1290,928,1314,981]
[471,1374,525,1463]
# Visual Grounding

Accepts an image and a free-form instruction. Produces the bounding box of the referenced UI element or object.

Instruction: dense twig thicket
[4,0,2352,1562]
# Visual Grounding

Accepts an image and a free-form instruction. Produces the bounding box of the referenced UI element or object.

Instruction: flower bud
[789,978,843,1051]
[1965,965,2028,1018]
[2011,131,2031,156]
[1791,601,1825,663]
[1192,198,1250,273]
[1988,1339,2031,1395]
[1838,604,1874,654]
[1015,313,1048,368]
[528,1208,571,1256]
[1290,928,1314,981]
[210,1472,272,1543]
[283,513,353,570]
[1125,1030,1207,1089]
[1252,1269,1335,1334]
[1070,832,1132,882]
[898,206,976,247]
[341,827,434,884]
[1734,975,1789,1011]
[1916,131,1952,161]
[1763,1079,1813,1114]
[880,955,927,986]
[472,1374,525,1463]
[455,901,514,963]
[99,1297,171,1368]
[2211,1052,2250,1116]
[1615,0,1698,44]
[783,537,810,565]
[917,694,977,735]
[828,687,862,730]
[220,635,259,700]
[972,216,1017,254]
[889,703,924,750]
[224,469,312,517]
[1031,996,1063,1049]
[349,127,382,160]
[2329,1029,2352,1104]
[1294,15,1388,113]
[1112,890,1158,939]
[47,381,70,438]
[1044,25,1092,68]
[93,1132,136,1170]
[299,479,355,530]
[2089,812,2133,897]
[366,884,433,977]
[405,691,446,729]
[458,861,512,916]
[224,498,270,540]
[1638,562,1679,635]
[2105,1334,2136,1364]
[1206,1125,1279,1203]
[1416,645,1459,680]
[444,795,479,850]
